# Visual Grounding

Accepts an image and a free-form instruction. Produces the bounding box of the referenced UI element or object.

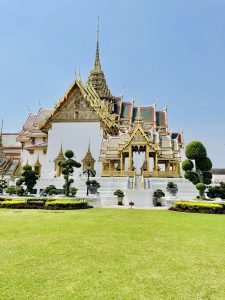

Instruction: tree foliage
[6,185,17,195]
[0,179,8,194]
[16,164,38,195]
[182,141,212,198]
[44,185,57,196]
[185,141,207,160]
[58,150,81,197]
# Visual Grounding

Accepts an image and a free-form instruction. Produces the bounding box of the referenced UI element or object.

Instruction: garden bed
[170,201,225,214]
[0,199,92,210]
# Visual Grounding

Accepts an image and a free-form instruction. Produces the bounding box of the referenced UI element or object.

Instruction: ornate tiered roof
[87,28,114,104]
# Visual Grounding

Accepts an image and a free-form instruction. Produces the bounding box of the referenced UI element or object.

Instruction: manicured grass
[0,209,225,300]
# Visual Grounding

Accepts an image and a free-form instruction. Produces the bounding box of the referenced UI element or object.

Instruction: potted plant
[166,182,178,196]
[114,189,124,205]
[70,187,78,197]
[86,180,100,194]
[129,201,134,209]
[153,189,165,206]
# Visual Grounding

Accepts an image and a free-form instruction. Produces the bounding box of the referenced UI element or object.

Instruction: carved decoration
[53,89,99,122]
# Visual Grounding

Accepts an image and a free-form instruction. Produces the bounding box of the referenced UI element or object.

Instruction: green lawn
[0,209,225,300]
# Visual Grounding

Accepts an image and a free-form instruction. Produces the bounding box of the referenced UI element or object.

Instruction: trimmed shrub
[182,159,194,171]
[45,199,88,210]
[173,201,223,214]
[185,141,207,160]
[6,185,17,195]
[113,189,124,198]
[1,200,27,208]
[196,157,212,172]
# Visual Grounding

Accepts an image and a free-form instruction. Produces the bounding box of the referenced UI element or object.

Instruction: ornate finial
[94,17,101,72]
[136,106,143,123]
[74,65,77,79]
[164,104,168,112]
[88,138,91,152]
[135,84,143,123]
[0,119,3,157]
[28,106,32,114]
[38,100,42,110]
[0,119,3,135]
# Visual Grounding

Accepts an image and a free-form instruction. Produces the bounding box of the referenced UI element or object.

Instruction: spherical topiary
[190,174,200,185]
[203,172,212,179]
[65,150,74,159]
[23,164,32,171]
[203,178,212,185]
[182,159,194,171]
[184,171,193,180]
[196,157,212,171]
[185,141,207,160]
[196,183,206,192]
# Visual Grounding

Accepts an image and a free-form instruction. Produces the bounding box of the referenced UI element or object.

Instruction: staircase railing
[141,174,145,189]
[133,175,136,189]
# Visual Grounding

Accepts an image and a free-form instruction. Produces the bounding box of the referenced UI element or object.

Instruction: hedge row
[45,200,88,210]
[173,201,224,214]
[0,199,89,210]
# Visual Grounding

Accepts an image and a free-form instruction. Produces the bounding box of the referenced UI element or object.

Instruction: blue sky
[0,0,225,167]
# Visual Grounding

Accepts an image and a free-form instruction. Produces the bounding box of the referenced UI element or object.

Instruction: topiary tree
[153,189,165,206]
[16,164,38,195]
[44,185,57,196]
[6,185,17,195]
[196,183,207,198]
[70,187,78,197]
[0,179,8,194]
[58,150,81,197]
[166,182,178,196]
[182,141,212,198]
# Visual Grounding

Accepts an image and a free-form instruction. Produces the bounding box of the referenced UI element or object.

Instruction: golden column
[145,145,150,172]
[128,146,133,171]
[154,152,158,172]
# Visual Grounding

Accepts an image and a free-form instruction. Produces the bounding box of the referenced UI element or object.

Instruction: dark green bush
[45,200,88,210]
[185,141,207,160]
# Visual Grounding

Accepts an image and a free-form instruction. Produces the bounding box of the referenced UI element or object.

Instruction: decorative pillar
[128,146,133,171]
[177,163,181,177]
[145,146,149,172]
[166,161,170,172]
[154,153,158,172]
[120,153,124,172]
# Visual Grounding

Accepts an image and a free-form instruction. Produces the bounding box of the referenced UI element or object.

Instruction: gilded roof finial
[135,84,142,123]
[0,119,3,157]
[88,137,91,152]
[93,16,101,72]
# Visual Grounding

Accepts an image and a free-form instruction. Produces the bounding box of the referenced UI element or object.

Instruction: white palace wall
[41,122,103,178]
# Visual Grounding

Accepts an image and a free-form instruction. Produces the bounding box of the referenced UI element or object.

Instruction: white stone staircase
[35,176,198,209]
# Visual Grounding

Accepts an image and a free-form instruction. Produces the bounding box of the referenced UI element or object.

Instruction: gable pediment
[52,84,99,122]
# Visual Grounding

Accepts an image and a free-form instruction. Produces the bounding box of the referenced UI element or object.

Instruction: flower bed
[0,199,91,210]
[171,201,224,214]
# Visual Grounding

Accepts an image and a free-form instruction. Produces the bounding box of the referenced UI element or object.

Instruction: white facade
[41,122,103,178]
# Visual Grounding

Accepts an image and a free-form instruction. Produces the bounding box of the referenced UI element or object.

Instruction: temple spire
[0,119,4,158]
[94,17,101,72]
[87,17,115,111]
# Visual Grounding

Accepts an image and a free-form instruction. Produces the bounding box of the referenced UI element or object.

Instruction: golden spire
[0,119,4,158]
[135,84,143,123]
[87,17,114,106]
[93,16,101,72]
[135,106,143,123]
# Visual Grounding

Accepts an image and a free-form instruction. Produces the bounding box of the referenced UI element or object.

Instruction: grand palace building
[0,29,198,204]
